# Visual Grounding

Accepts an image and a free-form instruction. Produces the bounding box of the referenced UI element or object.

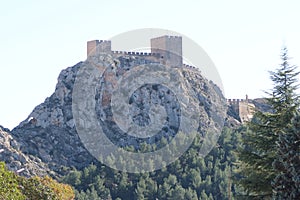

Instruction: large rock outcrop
[0,126,52,177]
[11,54,227,174]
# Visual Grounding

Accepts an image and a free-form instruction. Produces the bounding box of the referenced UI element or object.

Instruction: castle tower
[151,36,183,67]
[87,40,111,57]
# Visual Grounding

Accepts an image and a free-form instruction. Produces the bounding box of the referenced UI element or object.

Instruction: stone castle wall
[151,36,182,67]
[87,35,183,67]
[87,37,252,123]
[110,51,161,63]
[87,40,111,56]
[227,97,255,123]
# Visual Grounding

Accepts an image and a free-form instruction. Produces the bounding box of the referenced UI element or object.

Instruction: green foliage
[59,46,300,200]
[235,125,276,197]
[0,162,25,200]
[0,161,74,200]
[62,127,241,200]
[236,47,300,198]
[19,176,58,200]
[272,113,300,199]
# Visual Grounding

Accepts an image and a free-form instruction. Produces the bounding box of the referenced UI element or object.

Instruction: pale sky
[1,0,300,129]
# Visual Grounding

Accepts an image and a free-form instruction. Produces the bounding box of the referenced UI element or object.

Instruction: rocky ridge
[0,126,52,177]
[2,54,230,176]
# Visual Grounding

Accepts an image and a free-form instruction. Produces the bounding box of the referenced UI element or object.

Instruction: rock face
[12,62,97,174]
[0,126,51,177]
[11,54,227,174]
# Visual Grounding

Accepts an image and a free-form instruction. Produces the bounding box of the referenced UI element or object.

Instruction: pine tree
[272,113,300,199]
[200,190,209,199]
[236,47,300,198]
[184,187,198,200]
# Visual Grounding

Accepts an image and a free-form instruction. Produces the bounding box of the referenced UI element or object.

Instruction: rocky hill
[0,126,52,177]
[2,54,230,176]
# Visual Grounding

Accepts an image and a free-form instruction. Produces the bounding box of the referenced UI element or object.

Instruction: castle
[87,36,255,123]
[227,95,256,123]
[87,35,183,67]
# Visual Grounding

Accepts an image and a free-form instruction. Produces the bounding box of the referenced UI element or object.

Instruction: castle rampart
[86,37,253,123]
[227,99,246,104]
[227,95,255,123]
[87,40,111,57]
[151,35,182,67]
[87,35,183,67]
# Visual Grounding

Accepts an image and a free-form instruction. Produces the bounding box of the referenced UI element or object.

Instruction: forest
[62,127,240,200]
[61,47,300,199]
[1,47,299,199]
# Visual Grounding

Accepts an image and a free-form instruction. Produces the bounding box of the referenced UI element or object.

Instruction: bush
[0,162,75,200]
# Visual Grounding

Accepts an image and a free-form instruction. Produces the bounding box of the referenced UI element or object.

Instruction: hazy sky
[1,0,300,129]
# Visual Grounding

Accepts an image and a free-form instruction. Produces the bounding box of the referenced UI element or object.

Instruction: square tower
[87,40,112,57]
[151,36,182,67]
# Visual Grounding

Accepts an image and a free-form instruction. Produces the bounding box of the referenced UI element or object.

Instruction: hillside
[0,53,248,199]
[0,125,51,177]
[8,53,229,175]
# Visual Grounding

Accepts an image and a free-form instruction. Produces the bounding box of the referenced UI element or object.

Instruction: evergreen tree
[272,113,300,199]
[236,47,300,198]
[62,127,242,199]
[94,175,111,199]
[200,190,209,199]
[88,186,102,200]
[169,185,186,200]
[184,187,199,200]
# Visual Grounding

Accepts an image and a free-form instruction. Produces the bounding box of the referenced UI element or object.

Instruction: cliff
[3,54,229,175]
[0,125,52,177]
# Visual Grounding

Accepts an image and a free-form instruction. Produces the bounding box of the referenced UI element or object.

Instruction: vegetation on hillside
[62,127,242,200]
[61,47,300,200]
[1,47,299,200]
[235,47,300,199]
[0,162,75,200]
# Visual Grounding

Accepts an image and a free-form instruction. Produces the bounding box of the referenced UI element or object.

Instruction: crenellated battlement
[183,64,198,70]
[227,94,249,104]
[151,35,182,67]
[87,40,111,57]
[227,98,247,104]
[227,95,255,123]
[99,40,110,43]
[110,51,162,64]
[111,51,159,56]
[153,35,182,39]
[87,35,183,67]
